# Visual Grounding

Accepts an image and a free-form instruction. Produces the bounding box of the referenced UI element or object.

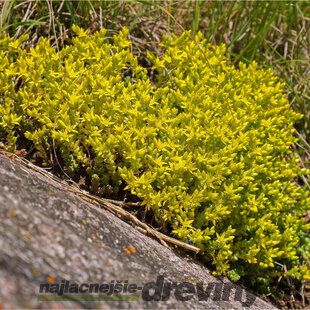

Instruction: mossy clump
[0,26,309,285]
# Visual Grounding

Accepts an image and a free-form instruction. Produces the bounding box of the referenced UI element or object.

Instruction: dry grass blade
[0,149,200,253]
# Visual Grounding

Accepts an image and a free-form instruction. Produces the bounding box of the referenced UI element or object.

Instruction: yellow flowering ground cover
[0,26,309,288]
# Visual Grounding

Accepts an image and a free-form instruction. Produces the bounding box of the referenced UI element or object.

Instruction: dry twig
[0,149,200,253]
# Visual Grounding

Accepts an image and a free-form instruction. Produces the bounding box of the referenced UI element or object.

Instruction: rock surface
[0,154,277,309]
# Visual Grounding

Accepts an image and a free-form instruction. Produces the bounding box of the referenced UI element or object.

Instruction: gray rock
[0,154,277,309]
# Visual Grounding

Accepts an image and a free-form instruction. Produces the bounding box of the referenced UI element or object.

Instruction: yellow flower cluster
[0,26,309,283]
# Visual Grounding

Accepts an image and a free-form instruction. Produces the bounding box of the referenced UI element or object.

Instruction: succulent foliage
[0,26,309,284]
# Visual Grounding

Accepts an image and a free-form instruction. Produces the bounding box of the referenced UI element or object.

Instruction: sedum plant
[0,26,309,285]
